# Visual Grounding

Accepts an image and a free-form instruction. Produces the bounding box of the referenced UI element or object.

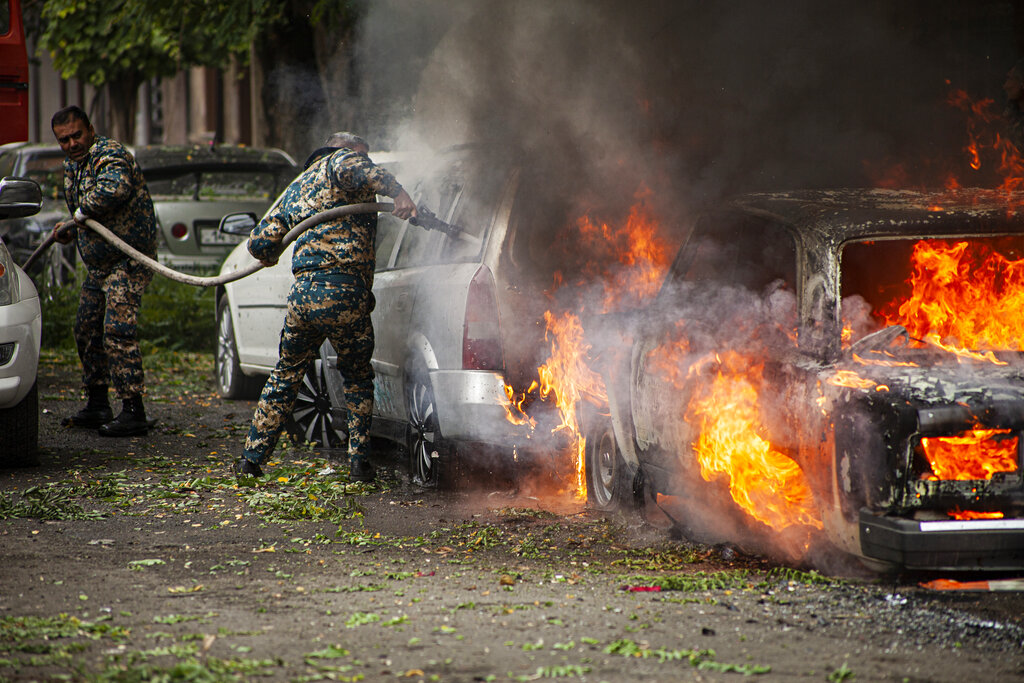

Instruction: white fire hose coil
[73,201,396,288]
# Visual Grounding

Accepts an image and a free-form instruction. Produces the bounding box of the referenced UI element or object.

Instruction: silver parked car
[215,149,572,485]
[0,142,75,286]
[137,144,299,271]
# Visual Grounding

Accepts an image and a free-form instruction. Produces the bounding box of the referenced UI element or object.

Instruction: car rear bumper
[859,508,1024,570]
[0,295,41,409]
[431,369,531,444]
[157,249,231,272]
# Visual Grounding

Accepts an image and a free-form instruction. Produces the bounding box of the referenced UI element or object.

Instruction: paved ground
[1,351,1023,682]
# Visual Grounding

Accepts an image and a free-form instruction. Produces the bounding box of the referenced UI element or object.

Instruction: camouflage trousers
[75,260,152,399]
[243,276,375,464]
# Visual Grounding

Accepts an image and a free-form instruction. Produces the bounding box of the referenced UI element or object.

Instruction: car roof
[0,142,61,155]
[134,144,298,177]
[728,188,1024,244]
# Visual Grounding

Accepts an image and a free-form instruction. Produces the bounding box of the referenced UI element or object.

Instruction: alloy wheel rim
[216,311,235,393]
[292,361,343,448]
[409,381,436,482]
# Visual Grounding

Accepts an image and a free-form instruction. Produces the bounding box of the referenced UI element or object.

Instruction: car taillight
[171,222,189,240]
[463,267,504,371]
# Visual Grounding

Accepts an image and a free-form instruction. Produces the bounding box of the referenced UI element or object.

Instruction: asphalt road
[0,351,1022,682]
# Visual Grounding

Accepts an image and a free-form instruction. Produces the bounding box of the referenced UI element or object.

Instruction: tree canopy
[35,0,285,138]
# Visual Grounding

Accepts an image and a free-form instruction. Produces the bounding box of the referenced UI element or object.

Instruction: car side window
[0,151,14,178]
[392,172,460,269]
[394,217,442,268]
[676,214,796,293]
[375,212,404,272]
[438,170,505,264]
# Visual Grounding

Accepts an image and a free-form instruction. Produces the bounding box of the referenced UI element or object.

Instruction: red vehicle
[0,0,28,144]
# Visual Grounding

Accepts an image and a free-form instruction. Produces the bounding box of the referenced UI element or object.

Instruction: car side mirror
[219,212,257,236]
[0,176,43,219]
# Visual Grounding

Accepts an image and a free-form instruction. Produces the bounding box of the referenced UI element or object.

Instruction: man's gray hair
[324,132,368,149]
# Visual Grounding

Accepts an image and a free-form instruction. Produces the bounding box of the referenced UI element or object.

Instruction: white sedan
[0,176,42,465]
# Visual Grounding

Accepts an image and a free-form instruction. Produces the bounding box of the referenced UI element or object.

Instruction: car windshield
[840,234,1024,355]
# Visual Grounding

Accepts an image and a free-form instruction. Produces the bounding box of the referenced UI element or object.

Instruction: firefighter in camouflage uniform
[237,132,416,483]
[51,105,157,438]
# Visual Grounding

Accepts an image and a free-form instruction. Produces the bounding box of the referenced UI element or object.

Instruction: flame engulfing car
[589,188,1024,571]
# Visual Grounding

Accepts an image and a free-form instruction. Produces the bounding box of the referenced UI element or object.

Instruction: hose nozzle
[410,205,463,237]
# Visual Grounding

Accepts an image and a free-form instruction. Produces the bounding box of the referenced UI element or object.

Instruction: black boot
[349,458,376,483]
[98,395,149,437]
[233,457,264,478]
[62,385,113,428]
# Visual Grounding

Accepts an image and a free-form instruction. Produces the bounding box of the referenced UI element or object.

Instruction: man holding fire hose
[50,105,157,438]
[236,132,416,483]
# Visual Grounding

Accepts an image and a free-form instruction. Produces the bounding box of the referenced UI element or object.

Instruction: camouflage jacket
[63,135,158,273]
[247,148,404,288]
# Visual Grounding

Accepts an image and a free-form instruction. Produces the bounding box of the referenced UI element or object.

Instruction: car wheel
[406,371,451,487]
[0,382,39,467]
[216,297,263,399]
[585,417,629,511]
[286,358,348,450]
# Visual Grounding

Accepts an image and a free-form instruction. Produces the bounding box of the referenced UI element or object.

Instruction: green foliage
[0,485,105,521]
[39,269,215,353]
[624,570,753,592]
[37,268,82,350]
[828,663,855,682]
[38,0,285,87]
[137,275,215,353]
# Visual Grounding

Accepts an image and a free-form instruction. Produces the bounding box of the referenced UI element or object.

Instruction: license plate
[199,227,245,246]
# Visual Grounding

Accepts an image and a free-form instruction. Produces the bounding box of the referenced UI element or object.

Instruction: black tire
[0,382,39,467]
[216,297,263,399]
[585,416,629,511]
[406,371,450,487]
[286,358,348,451]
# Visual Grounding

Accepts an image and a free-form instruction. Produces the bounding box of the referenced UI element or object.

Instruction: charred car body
[589,189,1024,571]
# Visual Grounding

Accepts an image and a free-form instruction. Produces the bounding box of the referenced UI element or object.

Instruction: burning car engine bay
[509,188,1024,572]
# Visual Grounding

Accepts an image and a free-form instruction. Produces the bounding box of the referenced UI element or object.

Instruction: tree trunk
[104,75,142,144]
[253,2,328,160]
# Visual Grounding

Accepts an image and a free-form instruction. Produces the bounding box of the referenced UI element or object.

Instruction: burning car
[586,188,1024,571]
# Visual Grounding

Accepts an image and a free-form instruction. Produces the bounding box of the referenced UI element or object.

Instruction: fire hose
[20,202,468,287]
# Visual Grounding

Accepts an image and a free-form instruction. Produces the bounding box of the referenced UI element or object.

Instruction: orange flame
[684,353,823,531]
[826,369,877,390]
[946,88,1024,194]
[949,508,1005,520]
[504,198,672,498]
[879,239,1024,361]
[572,198,672,313]
[919,429,1018,481]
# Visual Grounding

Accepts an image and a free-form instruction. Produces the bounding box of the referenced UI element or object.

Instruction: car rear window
[146,169,284,200]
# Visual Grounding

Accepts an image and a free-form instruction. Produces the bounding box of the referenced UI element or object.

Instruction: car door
[229,241,295,370]
[370,178,454,422]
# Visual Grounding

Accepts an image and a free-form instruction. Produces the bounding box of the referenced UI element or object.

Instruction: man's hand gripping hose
[21,202,397,287]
